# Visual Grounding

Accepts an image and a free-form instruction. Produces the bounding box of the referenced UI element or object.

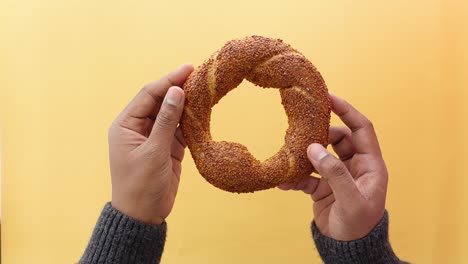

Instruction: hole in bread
[211,79,288,162]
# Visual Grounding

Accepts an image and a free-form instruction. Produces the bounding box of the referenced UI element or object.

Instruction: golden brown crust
[181,36,331,193]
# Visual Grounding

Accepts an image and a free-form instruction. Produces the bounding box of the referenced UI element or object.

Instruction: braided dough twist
[181,36,331,193]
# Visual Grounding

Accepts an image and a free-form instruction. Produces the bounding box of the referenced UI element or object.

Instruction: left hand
[109,64,193,225]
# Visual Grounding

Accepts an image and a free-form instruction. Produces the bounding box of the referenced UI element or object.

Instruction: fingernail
[308,144,328,161]
[165,87,183,106]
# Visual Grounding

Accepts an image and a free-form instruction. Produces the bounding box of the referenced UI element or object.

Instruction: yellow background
[1,0,467,263]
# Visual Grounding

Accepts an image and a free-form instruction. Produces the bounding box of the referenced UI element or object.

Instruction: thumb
[149,86,185,147]
[307,144,361,203]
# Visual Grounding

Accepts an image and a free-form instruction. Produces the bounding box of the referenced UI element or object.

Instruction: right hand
[279,94,388,241]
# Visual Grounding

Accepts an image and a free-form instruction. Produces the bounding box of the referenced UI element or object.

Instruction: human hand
[109,64,194,225]
[279,94,388,241]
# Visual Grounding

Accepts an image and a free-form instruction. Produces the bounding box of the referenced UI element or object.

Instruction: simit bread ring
[181,36,331,193]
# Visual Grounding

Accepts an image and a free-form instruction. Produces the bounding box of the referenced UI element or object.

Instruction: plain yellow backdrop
[1,0,467,263]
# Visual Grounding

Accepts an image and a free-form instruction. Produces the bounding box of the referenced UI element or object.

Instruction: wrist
[81,202,168,263]
[312,210,404,264]
[111,200,165,226]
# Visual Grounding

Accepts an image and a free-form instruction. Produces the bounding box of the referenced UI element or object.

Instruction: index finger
[329,93,382,157]
[123,64,194,120]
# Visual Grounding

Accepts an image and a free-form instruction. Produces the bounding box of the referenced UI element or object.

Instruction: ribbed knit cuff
[80,202,167,264]
[312,211,405,264]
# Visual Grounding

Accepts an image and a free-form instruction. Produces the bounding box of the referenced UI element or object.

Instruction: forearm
[80,203,167,264]
[312,211,407,264]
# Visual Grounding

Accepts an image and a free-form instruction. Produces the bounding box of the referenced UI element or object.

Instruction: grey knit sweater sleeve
[79,203,166,264]
[81,204,405,264]
[312,210,406,264]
